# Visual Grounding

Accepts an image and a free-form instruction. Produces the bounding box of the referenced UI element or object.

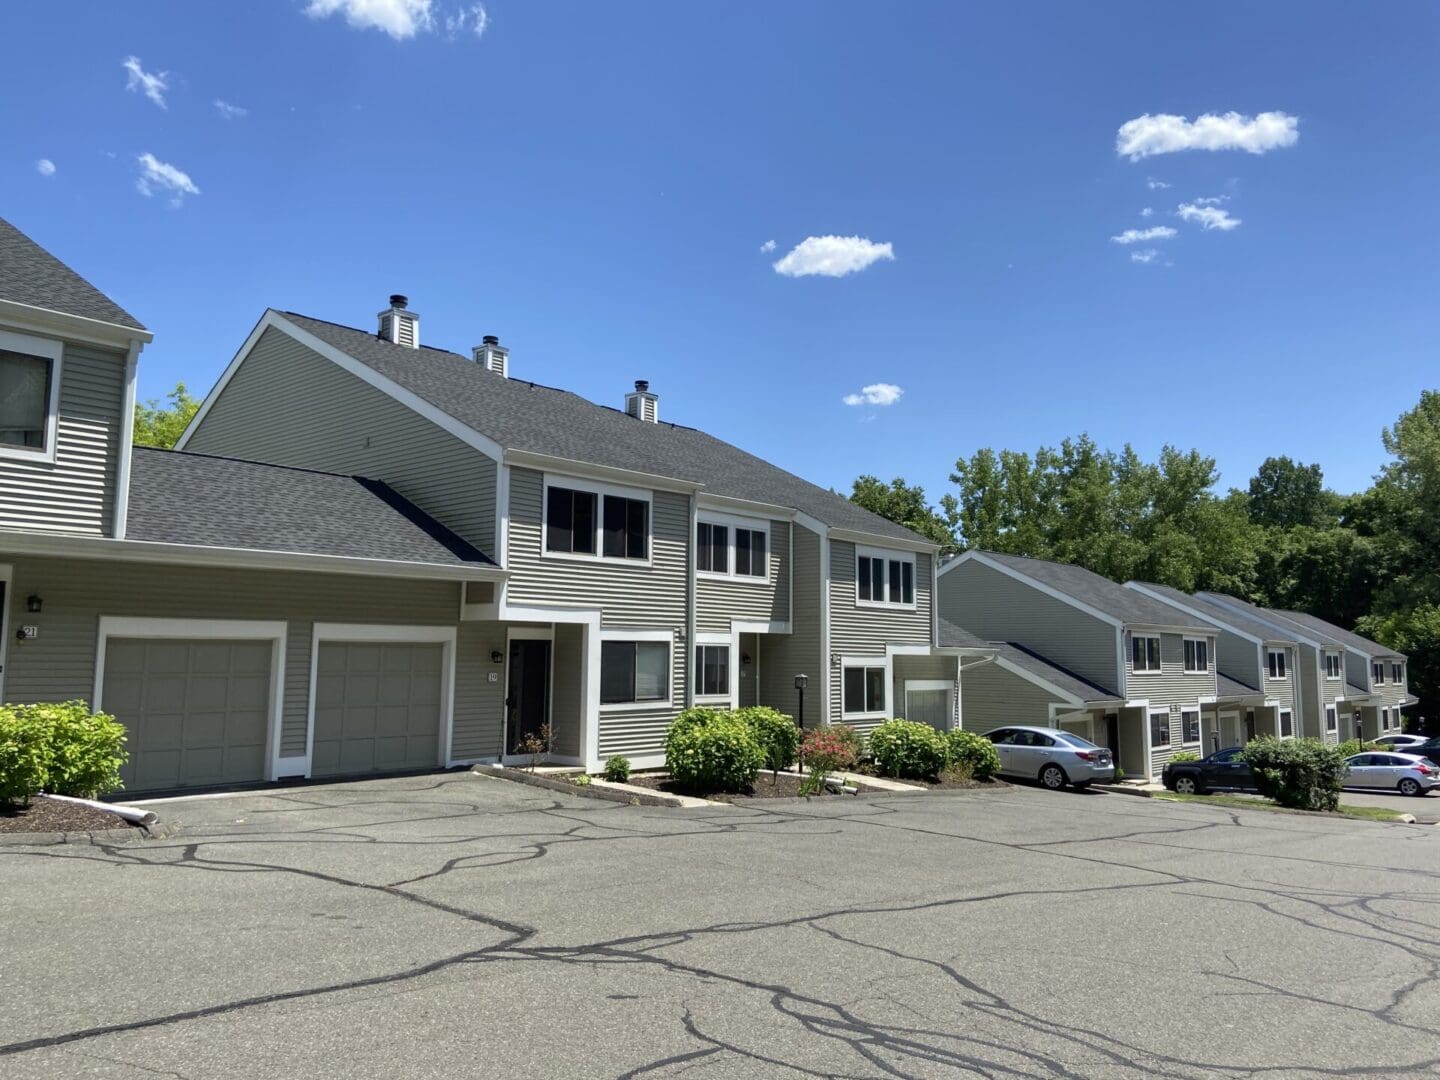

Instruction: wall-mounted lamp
[741,653,752,667]
[25,594,42,614]
[830,652,840,667]
[490,649,504,664]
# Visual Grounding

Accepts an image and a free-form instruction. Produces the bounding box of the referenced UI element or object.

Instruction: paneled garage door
[102,638,273,793]
[312,641,444,777]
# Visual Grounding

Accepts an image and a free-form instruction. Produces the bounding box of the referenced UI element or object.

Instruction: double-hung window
[1149,710,1170,747]
[857,548,915,607]
[696,519,768,579]
[1267,648,1288,680]
[1181,709,1200,744]
[734,527,766,577]
[1380,707,1390,731]
[0,331,62,461]
[1392,662,1403,685]
[696,522,728,574]
[842,664,886,717]
[546,481,649,561]
[694,644,730,698]
[1324,652,1342,679]
[1183,638,1209,674]
[1372,660,1385,686]
[1132,634,1161,674]
[600,640,669,705]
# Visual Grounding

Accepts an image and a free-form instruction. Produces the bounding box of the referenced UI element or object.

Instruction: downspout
[685,491,697,709]
[111,338,143,540]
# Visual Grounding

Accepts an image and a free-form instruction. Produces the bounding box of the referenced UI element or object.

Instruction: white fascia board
[0,529,506,582]
[112,339,143,540]
[504,448,698,495]
[1124,583,1264,645]
[954,550,1124,629]
[0,298,153,349]
[696,492,797,521]
[828,527,940,554]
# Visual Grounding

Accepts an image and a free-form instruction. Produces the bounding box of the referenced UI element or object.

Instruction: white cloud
[1130,249,1160,264]
[1176,201,1241,231]
[843,383,903,407]
[1117,111,1298,161]
[1110,226,1177,245]
[444,2,489,37]
[759,239,776,253]
[214,99,248,120]
[123,55,169,108]
[1139,207,1154,217]
[1192,195,1226,206]
[135,152,200,206]
[307,0,490,40]
[1146,177,1171,190]
[773,235,894,278]
[35,159,56,177]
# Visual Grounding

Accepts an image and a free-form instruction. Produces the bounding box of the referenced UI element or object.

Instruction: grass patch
[1154,791,1407,822]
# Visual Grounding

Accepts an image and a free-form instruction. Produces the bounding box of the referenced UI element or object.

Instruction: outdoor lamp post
[793,674,808,733]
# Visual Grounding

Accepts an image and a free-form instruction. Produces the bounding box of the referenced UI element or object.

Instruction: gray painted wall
[551,623,584,758]
[0,341,124,537]
[939,559,1119,694]
[695,518,790,633]
[1123,631,1217,707]
[892,653,958,729]
[960,662,1069,736]
[184,326,498,556]
[829,540,934,720]
[758,523,823,727]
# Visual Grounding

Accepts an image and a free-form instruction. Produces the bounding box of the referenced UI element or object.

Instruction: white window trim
[840,656,888,720]
[541,473,654,568]
[1325,705,1338,732]
[501,625,558,767]
[695,511,772,584]
[903,679,954,730]
[1182,636,1210,675]
[693,632,735,702]
[1371,661,1385,687]
[1391,662,1404,685]
[599,627,674,712]
[1266,648,1288,681]
[1180,708,1201,746]
[0,328,63,464]
[1278,708,1294,739]
[0,563,12,703]
[92,616,289,782]
[1132,634,1162,674]
[1323,650,1343,680]
[1149,709,1171,748]
[854,544,917,611]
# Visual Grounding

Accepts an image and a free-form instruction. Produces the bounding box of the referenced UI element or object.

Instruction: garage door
[312,642,444,777]
[102,638,273,793]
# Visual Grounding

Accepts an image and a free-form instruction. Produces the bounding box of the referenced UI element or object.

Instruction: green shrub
[0,701,128,805]
[944,729,1001,780]
[602,755,632,783]
[868,719,947,779]
[1337,738,1380,758]
[797,727,858,795]
[572,773,592,786]
[736,706,800,772]
[1240,736,1348,811]
[1169,750,1201,764]
[0,706,52,806]
[829,723,865,765]
[664,710,765,792]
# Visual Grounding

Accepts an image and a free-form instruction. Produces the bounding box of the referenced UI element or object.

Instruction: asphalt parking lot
[3,774,1439,1078]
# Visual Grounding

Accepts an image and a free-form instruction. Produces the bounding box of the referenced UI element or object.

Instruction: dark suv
[1161,746,1255,795]
[1410,738,1440,768]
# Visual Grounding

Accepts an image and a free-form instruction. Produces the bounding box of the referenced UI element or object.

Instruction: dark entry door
[1104,714,1120,758]
[507,639,551,754]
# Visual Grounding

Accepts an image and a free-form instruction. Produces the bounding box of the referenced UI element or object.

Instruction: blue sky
[6,2,1437,500]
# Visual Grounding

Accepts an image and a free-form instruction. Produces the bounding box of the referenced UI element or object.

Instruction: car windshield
[1210,748,1239,762]
[1054,732,1099,749]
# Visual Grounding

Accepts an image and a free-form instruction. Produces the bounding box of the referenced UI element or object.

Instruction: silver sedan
[984,726,1116,790]
[1343,752,1440,797]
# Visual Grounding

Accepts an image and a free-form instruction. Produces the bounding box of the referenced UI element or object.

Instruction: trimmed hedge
[1169,750,1201,764]
[664,708,765,792]
[0,701,128,805]
[735,706,801,772]
[1240,735,1348,811]
[944,729,1000,780]
[869,719,947,779]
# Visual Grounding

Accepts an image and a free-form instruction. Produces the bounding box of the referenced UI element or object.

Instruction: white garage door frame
[306,623,458,776]
[93,617,289,782]
[903,679,955,730]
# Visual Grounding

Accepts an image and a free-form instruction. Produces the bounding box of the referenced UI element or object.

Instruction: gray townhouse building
[0,216,984,794]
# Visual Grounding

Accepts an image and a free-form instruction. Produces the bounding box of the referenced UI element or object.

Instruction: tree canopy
[133,382,200,449]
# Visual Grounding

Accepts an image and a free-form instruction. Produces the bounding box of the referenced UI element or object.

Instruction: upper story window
[544,478,650,563]
[1324,651,1343,679]
[856,547,915,608]
[1182,637,1209,674]
[1391,661,1404,685]
[0,330,63,462]
[696,517,768,580]
[1267,648,1288,680]
[1131,634,1161,673]
[1372,660,1385,686]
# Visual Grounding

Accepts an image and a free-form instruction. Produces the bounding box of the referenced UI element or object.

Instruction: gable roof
[127,447,495,570]
[0,217,145,331]
[1274,609,1404,660]
[1130,582,1296,644]
[1217,673,1261,697]
[969,551,1211,631]
[935,616,994,651]
[990,640,1123,703]
[276,312,925,545]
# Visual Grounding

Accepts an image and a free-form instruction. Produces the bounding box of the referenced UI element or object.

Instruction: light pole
[793,674,808,733]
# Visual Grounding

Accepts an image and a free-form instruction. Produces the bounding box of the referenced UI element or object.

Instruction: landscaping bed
[627,770,882,802]
[1154,791,1410,822]
[861,768,1003,791]
[0,797,139,834]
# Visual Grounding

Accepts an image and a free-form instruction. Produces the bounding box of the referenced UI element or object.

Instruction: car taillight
[1416,762,1435,775]
[1076,751,1096,762]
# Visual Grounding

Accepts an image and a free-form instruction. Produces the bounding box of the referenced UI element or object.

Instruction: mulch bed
[627,771,882,803]
[0,797,138,834]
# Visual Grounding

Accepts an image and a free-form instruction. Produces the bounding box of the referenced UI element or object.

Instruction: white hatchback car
[1343,752,1440,797]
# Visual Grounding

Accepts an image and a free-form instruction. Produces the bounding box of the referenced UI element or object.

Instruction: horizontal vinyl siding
[0,343,124,536]
[552,623,583,758]
[829,541,934,721]
[758,523,823,726]
[695,519,789,633]
[1260,645,1298,713]
[939,560,1119,694]
[1124,631,1217,708]
[184,327,497,555]
[892,654,958,729]
[453,621,506,760]
[738,632,759,707]
[960,662,1071,736]
[0,557,481,762]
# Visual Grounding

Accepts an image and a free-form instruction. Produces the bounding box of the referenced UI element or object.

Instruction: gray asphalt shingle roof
[1132,582,1298,643]
[1274,609,1404,660]
[991,641,1122,703]
[0,217,144,330]
[1196,593,1345,648]
[281,312,924,545]
[974,551,1212,631]
[127,448,494,569]
[1345,682,1371,699]
[1217,673,1260,698]
[935,617,993,651]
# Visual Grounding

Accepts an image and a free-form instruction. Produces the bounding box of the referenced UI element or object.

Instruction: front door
[1104,714,1120,759]
[507,639,551,754]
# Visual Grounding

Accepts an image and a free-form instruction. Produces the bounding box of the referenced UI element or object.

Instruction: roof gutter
[0,298,153,349]
[502,449,700,496]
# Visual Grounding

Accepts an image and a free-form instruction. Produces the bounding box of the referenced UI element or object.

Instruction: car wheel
[1173,776,1200,796]
[1399,777,1422,797]
[1040,764,1067,790]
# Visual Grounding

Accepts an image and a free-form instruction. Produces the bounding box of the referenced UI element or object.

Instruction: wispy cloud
[1139,207,1154,217]
[1110,226,1177,245]
[123,55,169,109]
[759,239,776,253]
[1117,111,1298,161]
[1130,249,1160,264]
[773,235,894,278]
[307,0,490,40]
[35,159,56,177]
[136,152,200,206]
[444,2,489,38]
[1176,201,1241,231]
[1146,177,1171,190]
[843,383,903,407]
[214,99,248,120]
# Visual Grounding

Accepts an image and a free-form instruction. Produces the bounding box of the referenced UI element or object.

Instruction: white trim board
[0,327,63,466]
[0,562,12,703]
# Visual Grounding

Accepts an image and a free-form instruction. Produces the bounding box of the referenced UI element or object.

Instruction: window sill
[0,445,57,465]
[1132,669,1163,676]
[841,711,887,722]
[543,550,653,569]
[600,700,672,712]
[854,600,918,612]
[697,571,771,585]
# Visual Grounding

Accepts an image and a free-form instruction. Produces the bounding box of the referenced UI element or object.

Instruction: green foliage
[664,709,765,793]
[1168,750,1201,763]
[798,727,859,795]
[1240,736,1348,811]
[868,719,947,779]
[943,729,1000,780]
[849,476,958,553]
[736,706,801,772]
[133,382,201,449]
[1248,456,1340,529]
[602,756,632,783]
[0,701,128,805]
[572,773,592,786]
[1337,739,1381,758]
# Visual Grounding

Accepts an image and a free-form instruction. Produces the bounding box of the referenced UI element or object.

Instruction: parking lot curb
[1092,783,1155,798]
[470,764,704,807]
